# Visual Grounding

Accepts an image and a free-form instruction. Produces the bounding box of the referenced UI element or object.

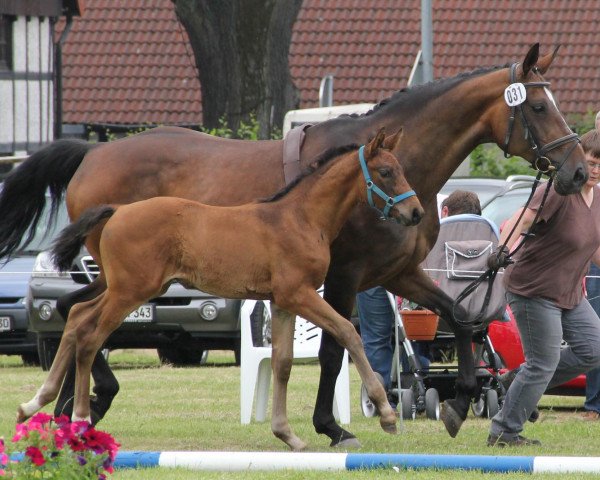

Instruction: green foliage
[568,109,597,135]
[469,144,534,178]
[201,116,282,140]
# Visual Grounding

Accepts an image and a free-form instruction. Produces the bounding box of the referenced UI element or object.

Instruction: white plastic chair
[240,298,351,425]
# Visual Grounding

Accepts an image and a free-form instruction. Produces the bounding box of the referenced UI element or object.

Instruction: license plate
[124,305,154,323]
[0,316,11,332]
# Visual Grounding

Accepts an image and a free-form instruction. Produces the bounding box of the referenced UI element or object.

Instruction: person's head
[440,190,481,218]
[581,129,600,187]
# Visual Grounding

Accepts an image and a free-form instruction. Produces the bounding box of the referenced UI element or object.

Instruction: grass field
[1,350,600,479]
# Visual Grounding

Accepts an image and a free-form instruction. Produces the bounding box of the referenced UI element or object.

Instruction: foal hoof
[16,405,28,424]
[380,417,398,435]
[441,401,464,438]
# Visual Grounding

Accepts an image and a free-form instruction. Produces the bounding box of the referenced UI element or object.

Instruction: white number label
[504,83,526,106]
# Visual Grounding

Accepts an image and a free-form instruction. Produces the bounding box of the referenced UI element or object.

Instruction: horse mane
[260,143,360,203]
[340,62,512,119]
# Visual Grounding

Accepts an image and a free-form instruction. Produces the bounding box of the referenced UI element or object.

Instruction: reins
[358,145,416,220]
[451,62,579,329]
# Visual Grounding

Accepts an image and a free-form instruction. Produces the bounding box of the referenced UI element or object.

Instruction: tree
[172,0,303,139]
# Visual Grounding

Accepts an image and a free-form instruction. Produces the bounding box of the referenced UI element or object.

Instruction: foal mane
[261,143,360,203]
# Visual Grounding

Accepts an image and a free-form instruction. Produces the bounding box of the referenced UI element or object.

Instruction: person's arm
[591,246,600,267]
[499,207,537,251]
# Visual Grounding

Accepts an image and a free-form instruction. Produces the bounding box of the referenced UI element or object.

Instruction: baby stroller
[360,214,509,420]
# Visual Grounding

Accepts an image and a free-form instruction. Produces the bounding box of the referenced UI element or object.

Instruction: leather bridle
[502,63,580,175]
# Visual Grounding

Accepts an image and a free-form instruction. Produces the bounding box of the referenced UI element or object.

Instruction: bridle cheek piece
[502,63,580,176]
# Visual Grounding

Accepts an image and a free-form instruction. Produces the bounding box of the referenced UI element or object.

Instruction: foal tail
[51,206,116,272]
[0,139,94,260]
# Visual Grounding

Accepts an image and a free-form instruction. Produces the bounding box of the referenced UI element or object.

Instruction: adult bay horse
[18,131,424,451]
[1,44,587,447]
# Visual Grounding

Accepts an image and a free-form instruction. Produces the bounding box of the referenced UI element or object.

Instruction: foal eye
[378,168,391,178]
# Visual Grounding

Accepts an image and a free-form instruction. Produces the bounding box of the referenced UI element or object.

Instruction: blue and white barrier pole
[113,451,600,474]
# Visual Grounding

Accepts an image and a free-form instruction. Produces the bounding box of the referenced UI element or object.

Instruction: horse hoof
[335,437,362,449]
[441,401,464,438]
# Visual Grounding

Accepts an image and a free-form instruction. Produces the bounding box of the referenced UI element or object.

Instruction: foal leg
[277,287,396,436]
[72,293,134,421]
[17,299,97,422]
[385,268,477,437]
[54,280,119,424]
[269,305,307,451]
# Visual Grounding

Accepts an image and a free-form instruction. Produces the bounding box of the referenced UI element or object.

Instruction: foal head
[361,129,425,226]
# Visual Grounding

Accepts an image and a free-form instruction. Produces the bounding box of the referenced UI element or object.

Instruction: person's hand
[487,245,513,270]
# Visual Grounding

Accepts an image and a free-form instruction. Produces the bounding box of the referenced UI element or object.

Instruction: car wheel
[157,344,208,366]
[21,352,41,367]
[37,337,59,371]
[250,301,271,346]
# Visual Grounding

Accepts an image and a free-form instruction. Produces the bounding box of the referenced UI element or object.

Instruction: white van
[282,103,375,136]
[282,102,470,176]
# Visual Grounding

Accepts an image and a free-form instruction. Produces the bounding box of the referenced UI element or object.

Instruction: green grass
[1,350,600,479]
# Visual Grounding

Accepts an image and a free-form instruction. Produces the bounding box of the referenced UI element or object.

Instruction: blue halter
[358,145,416,220]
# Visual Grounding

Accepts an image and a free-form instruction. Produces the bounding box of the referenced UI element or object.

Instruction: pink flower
[25,446,45,466]
[12,423,29,442]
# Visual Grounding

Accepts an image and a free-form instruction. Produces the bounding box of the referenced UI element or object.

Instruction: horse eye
[531,103,546,113]
[378,168,391,178]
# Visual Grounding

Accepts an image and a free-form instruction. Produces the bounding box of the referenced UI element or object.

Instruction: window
[0,15,13,71]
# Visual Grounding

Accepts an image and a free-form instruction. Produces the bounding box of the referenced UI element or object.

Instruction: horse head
[487,43,587,194]
[362,128,425,226]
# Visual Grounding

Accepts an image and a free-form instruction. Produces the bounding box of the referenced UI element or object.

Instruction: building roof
[60,0,600,126]
[59,0,201,126]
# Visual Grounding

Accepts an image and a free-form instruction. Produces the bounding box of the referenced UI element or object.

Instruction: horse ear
[522,43,540,76]
[535,45,560,75]
[364,127,386,159]
[383,127,404,151]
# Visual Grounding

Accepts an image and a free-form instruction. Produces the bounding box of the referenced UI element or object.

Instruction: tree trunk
[173,0,302,139]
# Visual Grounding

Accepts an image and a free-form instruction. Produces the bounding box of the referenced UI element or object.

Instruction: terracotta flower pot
[401,309,439,340]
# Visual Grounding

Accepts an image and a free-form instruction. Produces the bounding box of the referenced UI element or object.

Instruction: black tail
[0,139,94,260]
[51,206,116,272]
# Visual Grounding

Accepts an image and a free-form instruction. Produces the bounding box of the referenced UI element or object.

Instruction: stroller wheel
[425,388,440,420]
[360,372,385,417]
[471,394,485,417]
[485,389,499,418]
[400,388,416,420]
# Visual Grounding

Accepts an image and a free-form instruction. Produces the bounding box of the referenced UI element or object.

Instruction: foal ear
[522,43,540,76]
[364,127,386,159]
[383,127,404,152]
[535,45,560,75]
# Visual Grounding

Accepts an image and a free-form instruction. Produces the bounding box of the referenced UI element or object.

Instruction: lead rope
[451,171,554,329]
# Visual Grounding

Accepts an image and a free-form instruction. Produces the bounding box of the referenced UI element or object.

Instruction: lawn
[1,350,599,479]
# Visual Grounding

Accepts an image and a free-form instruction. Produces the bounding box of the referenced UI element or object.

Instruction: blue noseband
[358,145,416,220]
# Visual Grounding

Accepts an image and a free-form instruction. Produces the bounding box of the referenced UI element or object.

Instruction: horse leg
[277,287,396,437]
[269,305,307,451]
[384,268,476,437]
[313,279,361,447]
[16,299,97,422]
[54,279,119,424]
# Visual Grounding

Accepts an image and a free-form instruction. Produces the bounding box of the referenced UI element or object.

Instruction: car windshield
[482,189,531,228]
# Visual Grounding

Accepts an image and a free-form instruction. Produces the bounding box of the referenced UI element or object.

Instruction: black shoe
[487,433,541,447]
[498,368,539,423]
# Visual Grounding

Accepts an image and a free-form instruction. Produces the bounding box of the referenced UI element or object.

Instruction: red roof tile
[60,0,600,126]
